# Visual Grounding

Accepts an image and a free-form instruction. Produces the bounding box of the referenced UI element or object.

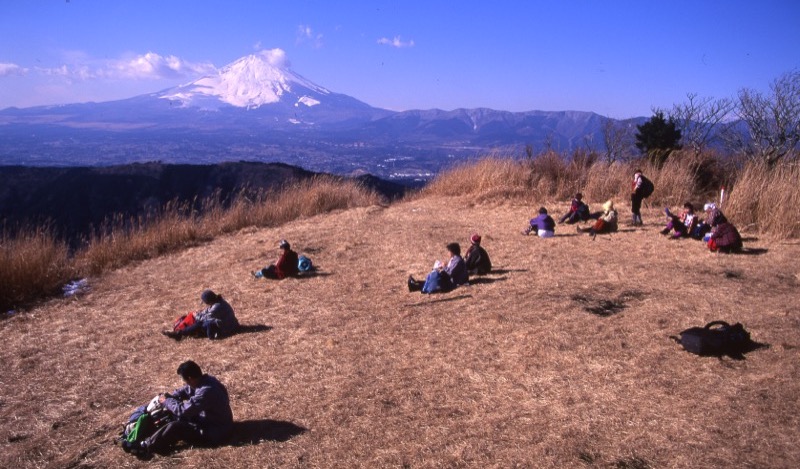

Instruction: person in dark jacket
[253,239,299,279]
[631,169,649,226]
[558,193,591,224]
[522,207,556,237]
[464,234,492,275]
[408,243,469,293]
[708,221,743,253]
[122,361,233,456]
[163,290,239,340]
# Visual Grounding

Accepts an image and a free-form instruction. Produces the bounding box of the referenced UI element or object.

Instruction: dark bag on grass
[639,176,654,198]
[678,321,750,356]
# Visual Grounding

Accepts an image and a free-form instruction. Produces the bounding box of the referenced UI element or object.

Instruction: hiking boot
[161,330,182,341]
[660,228,670,235]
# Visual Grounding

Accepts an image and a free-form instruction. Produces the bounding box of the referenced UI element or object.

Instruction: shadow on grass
[490,268,529,275]
[228,419,307,446]
[406,294,472,307]
[741,236,759,242]
[469,276,508,285]
[234,324,272,336]
[736,247,768,256]
[556,233,580,238]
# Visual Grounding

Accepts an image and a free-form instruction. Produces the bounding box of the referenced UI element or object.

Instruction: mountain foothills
[0,162,409,244]
[0,53,634,179]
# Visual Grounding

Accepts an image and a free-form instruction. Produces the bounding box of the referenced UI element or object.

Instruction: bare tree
[601,117,635,164]
[671,93,735,155]
[736,70,800,166]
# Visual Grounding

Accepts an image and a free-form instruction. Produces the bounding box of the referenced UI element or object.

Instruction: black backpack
[677,321,750,357]
[639,176,654,198]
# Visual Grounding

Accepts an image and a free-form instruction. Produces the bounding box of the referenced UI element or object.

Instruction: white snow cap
[160,48,329,108]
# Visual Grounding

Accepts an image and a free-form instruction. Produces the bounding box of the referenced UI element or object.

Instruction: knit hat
[603,200,614,212]
[278,239,290,249]
[704,202,716,211]
[200,289,217,305]
[470,233,481,244]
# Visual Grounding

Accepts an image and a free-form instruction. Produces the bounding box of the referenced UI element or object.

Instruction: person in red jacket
[252,239,299,279]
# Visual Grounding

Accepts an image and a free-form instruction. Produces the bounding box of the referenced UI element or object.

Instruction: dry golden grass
[1,195,798,468]
[1,177,381,310]
[0,227,73,309]
[726,162,800,239]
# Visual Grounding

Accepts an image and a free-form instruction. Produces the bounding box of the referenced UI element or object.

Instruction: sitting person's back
[708,221,742,253]
[523,207,556,238]
[464,234,492,275]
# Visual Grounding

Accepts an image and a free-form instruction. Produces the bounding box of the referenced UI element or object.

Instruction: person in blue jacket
[163,290,239,340]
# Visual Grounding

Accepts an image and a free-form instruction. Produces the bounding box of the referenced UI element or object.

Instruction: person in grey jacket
[163,290,239,340]
[123,361,233,455]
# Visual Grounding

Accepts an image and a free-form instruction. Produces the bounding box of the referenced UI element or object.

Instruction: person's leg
[143,421,203,454]
[558,212,570,224]
[204,320,222,340]
[631,194,642,224]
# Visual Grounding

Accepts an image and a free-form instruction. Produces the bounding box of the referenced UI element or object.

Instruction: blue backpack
[297,255,314,273]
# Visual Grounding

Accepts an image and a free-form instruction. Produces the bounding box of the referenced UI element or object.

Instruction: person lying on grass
[558,192,591,224]
[163,290,239,340]
[464,233,492,276]
[121,360,233,457]
[661,202,697,238]
[252,239,299,280]
[408,242,469,293]
[522,207,556,238]
[577,200,618,238]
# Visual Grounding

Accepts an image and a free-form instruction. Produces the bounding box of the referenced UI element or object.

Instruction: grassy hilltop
[1,157,799,468]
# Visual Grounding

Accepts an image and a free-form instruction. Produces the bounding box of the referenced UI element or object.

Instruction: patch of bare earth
[1,198,798,468]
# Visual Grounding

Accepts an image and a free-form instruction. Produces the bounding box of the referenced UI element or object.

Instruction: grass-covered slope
[1,196,798,468]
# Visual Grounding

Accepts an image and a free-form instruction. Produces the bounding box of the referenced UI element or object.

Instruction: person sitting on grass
[163,290,239,340]
[708,221,743,253]
[121,360,233,457]
[558,193,591,224]
[408,242,469,293]
[661,202,697,238]
[577,200,618,238]
[252,239,299,280]
[522,207,556,238]
[692,202,728,240]
[464,233,492,275]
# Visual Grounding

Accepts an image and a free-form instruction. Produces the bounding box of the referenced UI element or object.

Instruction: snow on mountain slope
[159,50,330,109]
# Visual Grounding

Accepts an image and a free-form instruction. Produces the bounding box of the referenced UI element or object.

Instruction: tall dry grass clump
[4,177,381,309]
[420,158,532,200]
[0,227,72,311]
[726,162,800,238]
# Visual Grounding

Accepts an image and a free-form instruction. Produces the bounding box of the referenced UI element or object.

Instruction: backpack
[119,395,174,452]
[172,312,196,332]
[639,176,654,198]
[297,255,314,273]
[677,321,751,357]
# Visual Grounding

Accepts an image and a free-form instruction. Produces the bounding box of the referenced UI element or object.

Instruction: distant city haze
[1,1,798,118]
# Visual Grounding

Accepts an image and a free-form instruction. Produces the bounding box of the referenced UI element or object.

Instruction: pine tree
[635,111,682,166]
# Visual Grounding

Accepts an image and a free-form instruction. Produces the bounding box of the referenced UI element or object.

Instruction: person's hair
[538,207,548,214]
[575,193,582,200]
[200,289,219,305]
[683,202,694,212]
[634,169,642,174]
[177,360,203,380]
[446,242,461,256]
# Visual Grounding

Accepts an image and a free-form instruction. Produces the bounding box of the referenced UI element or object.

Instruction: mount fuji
[0,51,630,178]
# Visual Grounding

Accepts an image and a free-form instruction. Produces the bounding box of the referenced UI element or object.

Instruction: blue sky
[1,0,798,118]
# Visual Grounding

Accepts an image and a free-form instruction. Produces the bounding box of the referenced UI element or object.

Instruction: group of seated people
[407,234,492,294]
[660,202,743,252]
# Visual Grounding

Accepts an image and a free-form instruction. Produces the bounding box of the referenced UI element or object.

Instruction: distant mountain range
[0,53,643,180]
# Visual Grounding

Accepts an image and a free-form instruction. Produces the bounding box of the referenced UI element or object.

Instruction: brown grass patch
[1,197,798,468]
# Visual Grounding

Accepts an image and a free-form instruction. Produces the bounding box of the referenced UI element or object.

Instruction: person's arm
[163,384,210,420]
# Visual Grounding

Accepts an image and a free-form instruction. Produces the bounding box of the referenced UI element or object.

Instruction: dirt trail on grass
[1,197,799,468]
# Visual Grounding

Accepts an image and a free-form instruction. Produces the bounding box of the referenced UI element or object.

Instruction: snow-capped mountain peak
[160,51,330,109]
